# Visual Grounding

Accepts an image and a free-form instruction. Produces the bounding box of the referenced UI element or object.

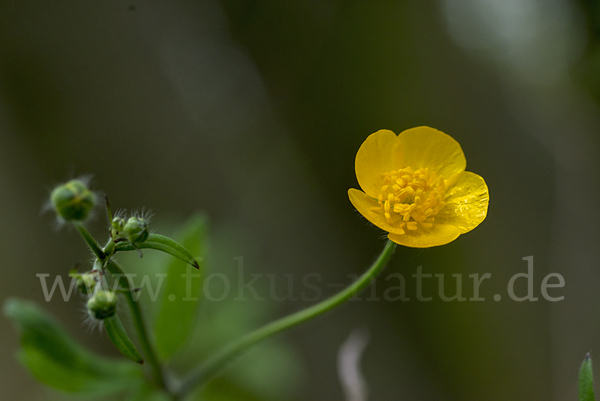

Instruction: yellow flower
[348,127,489,247]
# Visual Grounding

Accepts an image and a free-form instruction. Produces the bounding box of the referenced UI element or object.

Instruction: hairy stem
[73,222,105,259]
[103,237,116,259]
[105,260,166,389]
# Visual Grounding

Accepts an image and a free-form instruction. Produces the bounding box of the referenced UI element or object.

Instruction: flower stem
[103,237,116,259]
[105,260,166,389]
[72,222,105,259]
[178,240,396,396]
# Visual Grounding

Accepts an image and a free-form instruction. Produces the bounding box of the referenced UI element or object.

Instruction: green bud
[124,216,149,244]
[76,272,98,295]
[111,217,126,239]
[87,291,117,320]
[50,179,96,221]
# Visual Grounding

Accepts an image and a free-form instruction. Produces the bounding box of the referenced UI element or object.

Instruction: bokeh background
[2,1,600,400]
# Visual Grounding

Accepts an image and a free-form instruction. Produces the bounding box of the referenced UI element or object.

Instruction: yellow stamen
[374,167,446,236]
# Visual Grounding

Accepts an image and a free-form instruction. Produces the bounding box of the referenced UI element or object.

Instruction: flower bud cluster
[71,269,118,320]
[111,214,150,245]
[48,178,151,322]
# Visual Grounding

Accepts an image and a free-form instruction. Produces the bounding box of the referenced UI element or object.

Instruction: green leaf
[104,315,144,364]
[154,213,208,360]
[580,353,596,401]
[4,298,142,395]
[115,233,200,269]
[128,383,171,401]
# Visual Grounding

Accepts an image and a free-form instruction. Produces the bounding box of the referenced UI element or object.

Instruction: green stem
[72,222,105,259]
[106,260,166,390]
[178,240,396,396]
[103,237,116,259]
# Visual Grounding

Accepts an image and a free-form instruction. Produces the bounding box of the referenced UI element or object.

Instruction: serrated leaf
[104,315,144,364]
[4,298,142,395]
[115,233,199,269]
[580,353,596,401]
[154,213,208,360]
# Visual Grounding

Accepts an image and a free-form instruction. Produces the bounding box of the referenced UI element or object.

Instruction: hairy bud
[50,179,96,221]
[124,216,149,244]
[86,290,117,320]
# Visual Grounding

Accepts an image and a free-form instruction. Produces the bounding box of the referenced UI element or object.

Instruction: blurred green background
[2,0,600,400]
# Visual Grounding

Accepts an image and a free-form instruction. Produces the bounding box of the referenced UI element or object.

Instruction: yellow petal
[355,129,402,198]
[387,224,461,248]
[436,171,489,234]
[348,188,407,234]
[397,127,466,179]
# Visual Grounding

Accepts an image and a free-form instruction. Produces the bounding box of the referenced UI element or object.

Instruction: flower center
[370,167,446,235]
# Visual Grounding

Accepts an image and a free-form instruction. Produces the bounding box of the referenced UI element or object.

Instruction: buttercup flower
[348,127,488,247]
